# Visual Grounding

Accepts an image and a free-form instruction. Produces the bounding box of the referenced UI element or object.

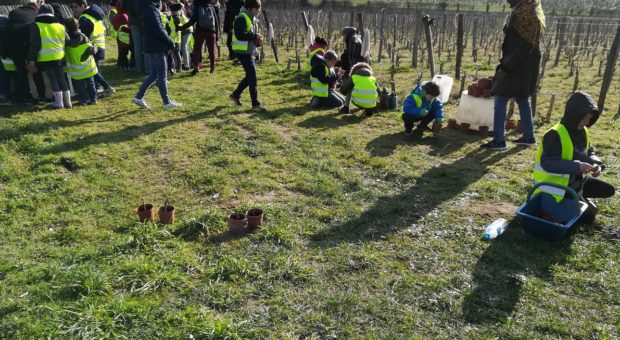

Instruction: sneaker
[191,68,199,76]
[309,97,319,108]
[229,94,242,106]
[163,100,182,109]
[513,137,536,147]
[251,105,267,113]
[102,87,116,97]
[480,140,507,151]
[417,124,431,131]
[132,97,151,110]
[404,130,413,136]
[338,106,350,114]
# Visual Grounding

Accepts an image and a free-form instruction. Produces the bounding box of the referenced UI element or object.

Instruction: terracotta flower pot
[432,122,443,134]
[482,89,492,98]
[478,125,489,136]
[158,205,175,225]
[460,122,471,132]
[516,120,523,133]
[228,213,246,234]
[478,78,493,90]
[246,208,264,231]
[447,118,457,129]
[505,119,516,130]
[137,204,154,223]
[470,85,482,97]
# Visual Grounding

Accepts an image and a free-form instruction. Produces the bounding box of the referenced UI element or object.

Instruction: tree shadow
[297,111,369,130]
[461,221,573,324]
[312,147,525,245]
[365,130,481,158]
[41,106,225,154]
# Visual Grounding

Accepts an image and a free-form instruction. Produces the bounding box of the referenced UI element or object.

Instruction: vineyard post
[422,14,436,77]
[598,25,620,114]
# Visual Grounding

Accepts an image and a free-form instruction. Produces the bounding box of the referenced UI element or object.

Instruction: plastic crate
[516,182,588,242]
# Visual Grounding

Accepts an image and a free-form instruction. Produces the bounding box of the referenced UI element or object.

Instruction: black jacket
[137,0,174,53]
[223,0,243,32]
[340,27,363,74]
[122,0,141,26]
[540,92,602,192]
[7,3,38,60]
[310,55,337,89]
[491,24,541,97]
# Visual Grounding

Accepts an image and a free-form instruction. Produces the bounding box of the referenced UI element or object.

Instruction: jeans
[315,90,344,108]
[233,54,259,106]
[74,76,97,104]
[131,24,145,73]
[403,110,437,132]
[493,95,534,142]
[136,52,170,105]
[43,65,69,92]
[93,56,111,90]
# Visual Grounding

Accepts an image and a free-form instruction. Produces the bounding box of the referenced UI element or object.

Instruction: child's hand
[592,164,602,177]
[578,162,594,174]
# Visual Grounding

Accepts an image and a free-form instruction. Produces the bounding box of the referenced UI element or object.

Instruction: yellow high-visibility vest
[310,65,329,98]
[232,12,252,53]
[306,47,324,72]
[1,58,17,71]
[117,24,130,45]
[80,13,106,49]
[65,41,98,80]
[36,22,65,62]
[351,75,378,109]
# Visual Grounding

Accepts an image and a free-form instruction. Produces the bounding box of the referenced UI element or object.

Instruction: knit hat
[169,3,183,13]
[38,4,54,15]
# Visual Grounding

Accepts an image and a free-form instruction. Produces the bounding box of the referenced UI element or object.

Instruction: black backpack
[197,5,216,32]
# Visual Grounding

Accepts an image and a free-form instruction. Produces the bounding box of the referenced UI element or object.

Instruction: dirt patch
[469,202,518,217]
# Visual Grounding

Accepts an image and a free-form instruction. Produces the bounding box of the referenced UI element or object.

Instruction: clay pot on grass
[478,125,490,136]
[246,208,264,231]
[460,122,471,132]
[447,118,457,129]
[137,204,154,222]
[505,119,516,130]
[482,89,492,98]
[228,213,246,234]
[158,205,175,224]
[432,122,443,134]
[470,85,482,97]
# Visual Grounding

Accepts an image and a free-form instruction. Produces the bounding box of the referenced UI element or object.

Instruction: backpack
[197,5,215,32]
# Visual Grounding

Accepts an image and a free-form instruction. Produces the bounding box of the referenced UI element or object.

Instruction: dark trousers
[191,31,217,70]
[226,30,234,58]
[14,61,46,102]
[316,90,344,108]
[118,44,130,69]
[0,70,14,100]
[43,65,69,92]
[93,56,111,90]
[233,54,259,106]
[582,177,615,199]
[74,76,97,104]
[403,110,436,133]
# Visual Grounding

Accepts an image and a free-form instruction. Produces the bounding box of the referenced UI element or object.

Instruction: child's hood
[562,92,599,129]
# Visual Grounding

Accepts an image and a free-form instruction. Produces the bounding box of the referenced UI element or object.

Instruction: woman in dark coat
[482,0,546,150]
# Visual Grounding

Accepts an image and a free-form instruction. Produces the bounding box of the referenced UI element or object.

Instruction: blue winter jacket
[402,85,444,123]
[137,0,173,54]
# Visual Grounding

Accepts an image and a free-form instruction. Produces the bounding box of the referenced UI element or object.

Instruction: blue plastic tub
[516,182,588,241]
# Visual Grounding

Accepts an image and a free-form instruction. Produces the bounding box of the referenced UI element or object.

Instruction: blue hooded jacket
[402,85,444,123]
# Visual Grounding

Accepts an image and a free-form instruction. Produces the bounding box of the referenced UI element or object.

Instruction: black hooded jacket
[340,26,363,73]
[540,92,602,192]
[310,55,337,89]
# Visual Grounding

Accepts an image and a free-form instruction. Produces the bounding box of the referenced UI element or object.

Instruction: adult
[70,0,116,96]
[0,15,15,106]
[534,92,615,223]
[7,0,47,104]
[223,0,243,60]
[122,0,145,73]
[229,0,265,112]
[309,50,343,109]
[177,0,220,75]
[481,0,545,150]
[339,27,364,76]
[132,0,181,110]
[28,4,71,109]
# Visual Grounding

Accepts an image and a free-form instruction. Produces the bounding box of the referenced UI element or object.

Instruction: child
[65,17,98,106]
[178,0,220,75]
[309,50,343,109]
[169,3,191,72]
[534,92,615,223]
[339,62,378,116]
[306,36,328,72]
[398,81,444,135]
[113,0,132,71]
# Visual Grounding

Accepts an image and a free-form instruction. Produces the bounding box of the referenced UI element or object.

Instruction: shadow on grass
[41,106,226,154]
[312,146,524,245]
[365,130,481,157]
[297,111,369,130]
[461,222,573,324]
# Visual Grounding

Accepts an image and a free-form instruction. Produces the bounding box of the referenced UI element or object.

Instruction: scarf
[507,0,546,46]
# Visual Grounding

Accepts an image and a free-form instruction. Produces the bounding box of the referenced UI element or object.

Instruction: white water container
[432,74,453,104]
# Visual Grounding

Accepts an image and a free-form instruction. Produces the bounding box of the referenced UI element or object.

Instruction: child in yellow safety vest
[306,37,328,73]
[113,1,132,71]
[65,18,99,106]
[309,50,344,109]
[399,81,444,135]
[169,3,192,72]
[339,62,379,116]
[534,92,615,223]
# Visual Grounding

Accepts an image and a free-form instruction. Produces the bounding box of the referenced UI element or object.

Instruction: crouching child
[399,81,444,135]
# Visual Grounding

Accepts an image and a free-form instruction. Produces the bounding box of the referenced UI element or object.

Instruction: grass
[0,35,618,338]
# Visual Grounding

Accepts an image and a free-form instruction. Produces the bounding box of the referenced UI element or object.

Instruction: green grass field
[0,37,618,338]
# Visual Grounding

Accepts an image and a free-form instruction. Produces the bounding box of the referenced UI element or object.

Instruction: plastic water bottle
[483,218,509,240]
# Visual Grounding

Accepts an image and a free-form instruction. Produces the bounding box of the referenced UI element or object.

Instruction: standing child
[113,1,132,71]
[169,3,191,72]
[65,17,98,106]
[398,81,444,135]
[178,0,219,75]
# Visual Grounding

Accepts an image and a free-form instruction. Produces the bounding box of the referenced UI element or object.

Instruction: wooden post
[458,74,466,99]
[327,11,333,43]
[392,14,397,51]
[455,13,464,80]
[378,9,385,63]
[301,12,309,32]
[412,13,421,68]
[358,13,364,39]
[553,18,565,67]
[572,67,580,93]
[598,25,620,114]
[422,15,436,77]
[471,16,478,58]
[546,94,556,124]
